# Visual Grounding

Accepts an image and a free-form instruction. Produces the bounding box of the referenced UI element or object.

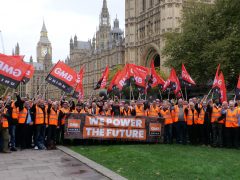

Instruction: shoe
[10,147,17,151]
[2,150,11,153]
[34,146,39,150]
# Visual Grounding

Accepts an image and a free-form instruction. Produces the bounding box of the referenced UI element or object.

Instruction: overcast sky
[0,0,125,63]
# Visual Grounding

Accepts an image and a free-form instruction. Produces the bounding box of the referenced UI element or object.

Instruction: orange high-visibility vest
[11,102,19,119]
[135,106,145,116]
[211,106,222,123]
[225,109,238,128]
[148,106,159,117]
[173,105,187,123]
[18,108,28,124]
[160,109,173,125]
[121,108,131,116]
[197,108,205,125]
[60,108,69,125]
[48,108,58,126]
[72,109,85,114]
[186,109,198,126]
[35,106,45,125]
[1,109,9,128]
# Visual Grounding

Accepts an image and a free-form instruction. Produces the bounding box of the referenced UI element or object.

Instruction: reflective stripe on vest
[174,105,187,123]
[48,108,58,126]
[2,109,9,128]
[186,109,198,126]
[35,106,45,125]
[225,109,238,128]
[160,109,173,125]
[136,106,145,116]
[11,102,19,119]
[60,108,69,125]
[18,108,28,124]
[197,109,205,125]
[211,107,222,123]
[148,106,159,117]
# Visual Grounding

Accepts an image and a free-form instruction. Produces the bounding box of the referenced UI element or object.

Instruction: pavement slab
[0,149,109,180]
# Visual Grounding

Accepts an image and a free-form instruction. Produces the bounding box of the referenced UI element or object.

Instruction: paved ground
[0,149,109,180]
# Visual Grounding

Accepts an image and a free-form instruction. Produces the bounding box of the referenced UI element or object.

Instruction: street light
[0,30,5,53]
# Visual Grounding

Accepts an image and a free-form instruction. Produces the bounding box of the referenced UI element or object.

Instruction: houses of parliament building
[17,0,214,98]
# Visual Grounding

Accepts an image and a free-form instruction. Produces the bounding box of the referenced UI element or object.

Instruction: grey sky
[0,0,125,62]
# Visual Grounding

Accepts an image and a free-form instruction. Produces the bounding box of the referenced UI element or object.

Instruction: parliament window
[142,0,146,11]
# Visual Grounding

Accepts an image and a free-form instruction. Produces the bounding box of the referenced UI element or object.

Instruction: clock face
[41,47,48,57]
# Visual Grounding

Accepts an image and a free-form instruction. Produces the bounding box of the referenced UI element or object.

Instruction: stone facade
[125,0,214,72]
[67,0,125,97]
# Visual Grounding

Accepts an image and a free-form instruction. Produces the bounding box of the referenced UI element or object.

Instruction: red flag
[182,64,196,86]
[217,72,227,102]
[22,64,35,84]
[163,68,181,95]
[212,64,220,89]
[73,66,85,100]
[94,66,109,90]
[108,70,121,93]
[235,75,240,99]
[46,61,78,93]
[150,60,165,88]
[127,64,150,87]
[114,66,130,90]
[0,53,29,88]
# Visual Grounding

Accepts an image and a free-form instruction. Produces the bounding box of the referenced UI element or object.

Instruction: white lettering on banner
[54,68,73,82]
[134,76,142,84]
[84,127,146,139]
[26,70,30,76]
[87,117,144,128]
[0,61,22,77]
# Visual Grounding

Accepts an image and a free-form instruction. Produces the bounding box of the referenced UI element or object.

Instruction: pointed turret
[39,21,50,44]
[70,37,74,50]
[15,43,20,55]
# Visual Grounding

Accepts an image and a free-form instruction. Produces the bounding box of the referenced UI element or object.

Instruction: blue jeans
[9,125,16,148]
[35,125,46,149]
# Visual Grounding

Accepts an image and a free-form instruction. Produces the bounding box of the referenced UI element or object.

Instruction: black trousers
[212,123,223,147]
[164,124,173,144]
[47,125,57,146]
[225,127,239,148]
[176,121,187,144]
[196,124,204,145]
[187,125,197,144]
[18,124,28,149]
[56,125,65,144]
[204,123,211,145]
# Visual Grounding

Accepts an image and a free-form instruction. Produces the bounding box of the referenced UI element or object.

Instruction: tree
[163,0,240,90]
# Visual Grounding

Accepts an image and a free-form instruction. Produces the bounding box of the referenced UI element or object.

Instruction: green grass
[70,144,240,180]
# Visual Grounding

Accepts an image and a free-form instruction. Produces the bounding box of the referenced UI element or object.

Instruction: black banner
[46,74,73,93]
[64,114,165,143]
[0,74,20,89]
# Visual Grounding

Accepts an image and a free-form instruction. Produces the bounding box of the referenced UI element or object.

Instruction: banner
[22,64,35,84]
[64,114,164,142]
[46,61,77,93]
[73,66,85,100]
[0,54,29,88]
[182,63,196,86]
[94,66,109,90]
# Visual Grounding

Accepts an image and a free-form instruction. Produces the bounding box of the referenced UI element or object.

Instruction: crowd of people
[0,92,240,153]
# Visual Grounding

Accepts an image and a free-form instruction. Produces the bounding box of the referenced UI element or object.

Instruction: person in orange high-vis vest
[160,101,173,144]
[57,101,69,145]
[135,102,145,117]
[185,102,198,144]
[172,99,187,144]
[218,100,239,148]
[89,102,99,115]
[120,103,132,116]
[0,100,10,153]
[148,101,160,117]
[47,101,59,150]
[210,100,223,147]
[71,103,86,114]
[33,99,47,150]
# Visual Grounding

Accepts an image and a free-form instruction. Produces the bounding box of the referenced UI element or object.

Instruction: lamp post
[0,30,5,53]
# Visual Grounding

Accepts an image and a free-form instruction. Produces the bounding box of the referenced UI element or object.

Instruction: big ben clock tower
[37,21,52,66]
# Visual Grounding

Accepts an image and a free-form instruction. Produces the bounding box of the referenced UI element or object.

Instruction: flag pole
[180,89,185,101]
[234,95,236,103]
[206,88,212,100]
[185,86,188,101]
[129,82,131,101]
[168,89,170,100]
[158,89,163,101]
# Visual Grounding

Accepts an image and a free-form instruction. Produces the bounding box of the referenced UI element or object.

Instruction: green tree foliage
[108,64,124,82]
[163,0,240,89]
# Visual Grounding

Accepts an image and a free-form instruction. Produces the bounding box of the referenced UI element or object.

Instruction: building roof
[32,62,44,71]
[77,41,91,50]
